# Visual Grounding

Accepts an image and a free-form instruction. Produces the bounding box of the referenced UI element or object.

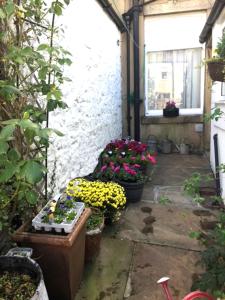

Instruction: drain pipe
[124,14,131,136]
[213,134,221,196]
[133,0,141,141]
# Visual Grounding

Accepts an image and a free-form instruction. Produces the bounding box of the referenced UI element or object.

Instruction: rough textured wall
[48,0,122,194]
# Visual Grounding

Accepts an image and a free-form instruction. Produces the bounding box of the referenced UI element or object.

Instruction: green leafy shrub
[0,0,71,232]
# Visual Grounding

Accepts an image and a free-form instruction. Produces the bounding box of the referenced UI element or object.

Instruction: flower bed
[93,138,156,182]
[32,194,85,233]
[66,178,126,222]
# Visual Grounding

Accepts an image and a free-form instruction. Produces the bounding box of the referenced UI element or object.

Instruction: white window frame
[145,46,205,117]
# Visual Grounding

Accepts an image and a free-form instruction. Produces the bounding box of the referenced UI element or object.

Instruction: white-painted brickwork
[48,0,122,194]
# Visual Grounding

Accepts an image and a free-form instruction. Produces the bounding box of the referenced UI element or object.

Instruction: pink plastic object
[182,291,215,300]
[157,277,215,300]
[157,277,173,300]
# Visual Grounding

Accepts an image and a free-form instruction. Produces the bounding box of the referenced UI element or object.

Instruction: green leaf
[0,124,15,140]
[38,66,48,80]
[0,141,9,154]
[37,44,50,51]
[22,161,44,184]
[25,190,38,205]
[0,8,6,19]
[52,129,64,136]
[0,162,19,182]
[8,149,21,161]
[21,46,33,56]
[1,119,19,126]
[19,119,39,131]
[5,1,15,17]
[64,0,70,4]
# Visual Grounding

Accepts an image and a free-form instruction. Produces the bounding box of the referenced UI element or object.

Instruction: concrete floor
[76,154,217,300]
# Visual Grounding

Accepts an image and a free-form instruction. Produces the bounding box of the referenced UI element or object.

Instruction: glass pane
[146,48,202,111]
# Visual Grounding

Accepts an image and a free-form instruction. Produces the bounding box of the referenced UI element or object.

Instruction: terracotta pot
[207,61,225,82]
[13,209,91,300]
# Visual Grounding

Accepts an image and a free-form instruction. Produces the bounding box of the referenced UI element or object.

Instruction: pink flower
[114,166,120,173]
[123,163,129,171]
[133,164,141,168]
[131,157,136,161]
[109,161,115,170]
[101,165,107,172]
[126,169,137,175]
[141,155,146,161]
[147,154,156,164]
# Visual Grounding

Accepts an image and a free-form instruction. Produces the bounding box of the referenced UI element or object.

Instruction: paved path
[76,154,217,300]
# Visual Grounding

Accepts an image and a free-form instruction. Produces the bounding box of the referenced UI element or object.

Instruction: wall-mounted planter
[207,61,225,82]
[13,209,91,300]
[163,108,179,117]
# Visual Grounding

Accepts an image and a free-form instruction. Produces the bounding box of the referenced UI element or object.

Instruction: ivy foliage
[0,0,71,232]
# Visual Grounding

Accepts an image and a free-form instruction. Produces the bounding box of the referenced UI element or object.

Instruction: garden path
[76,153,218,300]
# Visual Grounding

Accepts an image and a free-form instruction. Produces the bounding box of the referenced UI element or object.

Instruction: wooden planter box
[13,209,91,300]
[207,61,225,82]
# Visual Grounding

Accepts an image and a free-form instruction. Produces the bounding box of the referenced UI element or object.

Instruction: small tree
[0,0,72,232]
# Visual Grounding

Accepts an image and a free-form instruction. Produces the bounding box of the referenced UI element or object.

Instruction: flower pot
[163,107,179,117]
[116,179,144,203]
[0,248,48,300]
[85,218,104,263]
[13,209,91,300]
[207,61,225,82]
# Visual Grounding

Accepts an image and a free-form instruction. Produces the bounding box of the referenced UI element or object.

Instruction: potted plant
[92,139,157,202]
[206,33,225,82]
[163,100,179,117]
[66,178,126,224]
[0,248,48,300]
[85,209,104,262]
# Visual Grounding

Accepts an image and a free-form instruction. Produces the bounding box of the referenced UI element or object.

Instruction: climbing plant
[0,0,72,232]
[187,107,225,297]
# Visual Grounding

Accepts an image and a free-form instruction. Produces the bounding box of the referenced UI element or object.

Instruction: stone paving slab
[150,167,213,186]
[155,154,210,169]
[142,185,196,208]
[114,202,217,251]
[76,238,133,300]
[126,243,202,300]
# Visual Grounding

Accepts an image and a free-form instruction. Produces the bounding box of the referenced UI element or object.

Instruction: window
[144,12,206,116]
[146,48,202,112]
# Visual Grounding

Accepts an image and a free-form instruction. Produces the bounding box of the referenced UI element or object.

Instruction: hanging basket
[207,61,225,82]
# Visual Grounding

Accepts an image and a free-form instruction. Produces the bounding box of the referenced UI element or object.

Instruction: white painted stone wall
[210,8,225,200]
[48,0,122,194]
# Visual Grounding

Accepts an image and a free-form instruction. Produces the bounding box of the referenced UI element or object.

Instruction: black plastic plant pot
[163,108,179,117]
[116,180,144,203]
